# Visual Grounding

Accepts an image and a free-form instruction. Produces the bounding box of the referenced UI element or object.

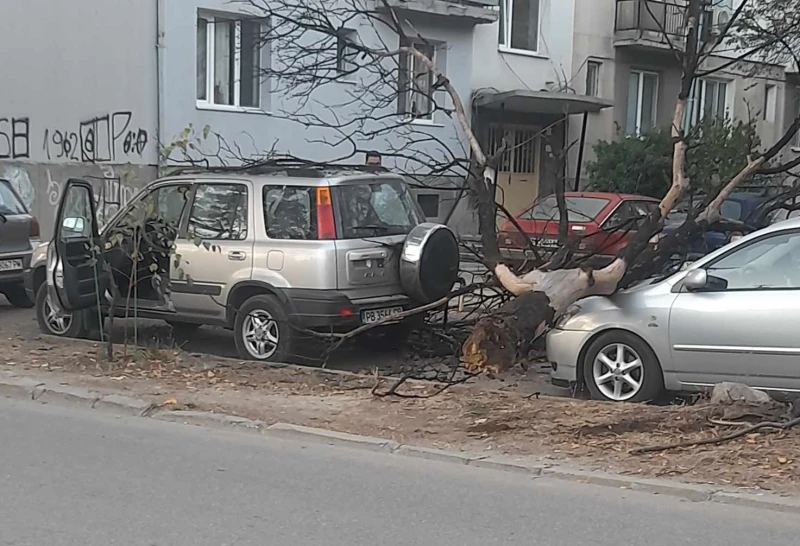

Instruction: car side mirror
[683,269,708,291]
[62,217,86,234]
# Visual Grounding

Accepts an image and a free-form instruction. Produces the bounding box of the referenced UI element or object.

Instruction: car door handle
[228,251,247,261]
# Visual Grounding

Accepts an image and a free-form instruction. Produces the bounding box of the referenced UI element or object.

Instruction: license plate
[0,259,22,271]
[535,238,559,249]
[361,306,404,325]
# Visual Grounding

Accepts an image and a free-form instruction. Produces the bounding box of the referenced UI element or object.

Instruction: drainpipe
[156,0,167,175]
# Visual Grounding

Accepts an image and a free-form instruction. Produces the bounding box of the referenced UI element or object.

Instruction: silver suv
[27,164,460,362]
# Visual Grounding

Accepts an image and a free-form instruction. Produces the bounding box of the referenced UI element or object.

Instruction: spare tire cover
[400,223,460,303]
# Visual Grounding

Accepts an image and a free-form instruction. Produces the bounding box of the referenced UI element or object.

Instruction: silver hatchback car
[27,164,460,362]
[548,217,800,402]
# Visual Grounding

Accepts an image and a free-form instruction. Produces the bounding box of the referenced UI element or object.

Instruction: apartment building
[3,0,796,237]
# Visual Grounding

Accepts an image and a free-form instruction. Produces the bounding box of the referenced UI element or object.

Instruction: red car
[498,192,660,263]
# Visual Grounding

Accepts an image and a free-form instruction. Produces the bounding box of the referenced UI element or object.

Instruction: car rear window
[333,180,421,239]
[263,185,318,240]
[521,196,610,222]
[0,181,26,216]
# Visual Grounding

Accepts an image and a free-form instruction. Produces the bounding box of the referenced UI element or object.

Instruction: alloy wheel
[43,292,73,335]
[242,309,280,360]
[592,343,644,402]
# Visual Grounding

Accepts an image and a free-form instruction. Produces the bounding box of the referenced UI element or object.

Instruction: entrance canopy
[473,89,613,115]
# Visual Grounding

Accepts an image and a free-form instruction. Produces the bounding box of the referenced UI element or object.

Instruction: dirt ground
[4,333,800,495]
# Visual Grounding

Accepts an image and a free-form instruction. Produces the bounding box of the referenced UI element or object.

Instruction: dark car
[0,178,40,308]
[659,192,768,259]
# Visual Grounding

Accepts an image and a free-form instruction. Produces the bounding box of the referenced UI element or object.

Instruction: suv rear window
[263,185,318,240]
[0,181,26,216]
[334,180,421,239]
[521,196,610,222]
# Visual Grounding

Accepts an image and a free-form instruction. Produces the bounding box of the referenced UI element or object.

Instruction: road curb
[93,394,154,417]
[152,410,266,430]
[266,422,399,452]
[3,371,800,514]
[541,468,715,502]
[0,375,44,400]
[33,383,101,409]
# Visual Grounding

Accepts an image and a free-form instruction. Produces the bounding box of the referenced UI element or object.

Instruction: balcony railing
[615,0,686,38]
[376,0,499,25]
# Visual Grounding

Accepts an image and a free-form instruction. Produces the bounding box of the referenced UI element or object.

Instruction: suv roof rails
[164,158,391,178]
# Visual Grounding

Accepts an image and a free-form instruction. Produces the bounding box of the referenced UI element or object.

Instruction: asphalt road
[1,397,799,546]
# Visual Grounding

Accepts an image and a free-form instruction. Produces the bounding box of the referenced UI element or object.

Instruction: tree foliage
[587,119,761,199]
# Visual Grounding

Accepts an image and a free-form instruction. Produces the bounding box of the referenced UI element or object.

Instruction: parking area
[0,295,569,398]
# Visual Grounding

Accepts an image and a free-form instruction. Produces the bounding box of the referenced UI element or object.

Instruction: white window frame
[196,12,265,112]
[793,86,800,150]
[336,28,359,82]
[764,83,777,123]
[498,0,542,56]
[689,78,731,125]
[586,60,601,98]
[627,70,659,136]
[401,42,437,123]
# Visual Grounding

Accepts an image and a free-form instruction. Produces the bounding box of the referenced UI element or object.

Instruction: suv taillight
[30,216,40,239]
[316,187,336,239]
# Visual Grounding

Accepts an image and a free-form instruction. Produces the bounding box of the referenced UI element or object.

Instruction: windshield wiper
[0,212,7,223]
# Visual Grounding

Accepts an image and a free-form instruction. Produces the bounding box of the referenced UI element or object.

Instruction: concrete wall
[0,0,159,237]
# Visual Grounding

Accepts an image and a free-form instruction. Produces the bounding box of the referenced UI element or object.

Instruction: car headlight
[554,304,582,329]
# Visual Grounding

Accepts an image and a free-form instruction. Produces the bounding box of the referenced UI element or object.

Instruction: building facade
[3,0,797,238]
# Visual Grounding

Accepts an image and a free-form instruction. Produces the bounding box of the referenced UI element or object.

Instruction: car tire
[35,284,88,338]
[233,294,292,362]
[2,284,34,308]
[582,331,664,403]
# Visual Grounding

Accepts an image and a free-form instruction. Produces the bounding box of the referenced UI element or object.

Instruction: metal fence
[615,0,686,36]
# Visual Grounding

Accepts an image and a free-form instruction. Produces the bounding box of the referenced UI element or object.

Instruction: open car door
[48,179,108,312]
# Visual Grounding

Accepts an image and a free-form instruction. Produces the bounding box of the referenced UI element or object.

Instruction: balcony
[376,0,499,25]
[614,0,688,50]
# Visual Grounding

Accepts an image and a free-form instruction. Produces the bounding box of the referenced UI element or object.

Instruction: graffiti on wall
[0,117,31,160]
[0,111,149,164]
[45,165,137,225]
[43,111,149,163]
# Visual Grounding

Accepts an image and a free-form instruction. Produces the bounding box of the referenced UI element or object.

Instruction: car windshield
[0,181,26,216]
[666,198,742,225]
[521,196,610,222]
[334,180,421,239]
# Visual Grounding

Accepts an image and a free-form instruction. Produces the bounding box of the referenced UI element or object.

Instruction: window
[398,42,436,120]
[586,61,601,97]
[417,194,440,218]
[626,71,659,136]
[196,13,264,108]
[604,201,652,231]
[764,84,777,122]
[706,231,800,290]
[794,87,800,148]
[334,180,421,239]
[521,196,610,222]
[0,181,26,216]
[688,78,729,125]
[263,186,317,240]
[188,184,248,240]
[499,0,540,52]
[336,28,358,78]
